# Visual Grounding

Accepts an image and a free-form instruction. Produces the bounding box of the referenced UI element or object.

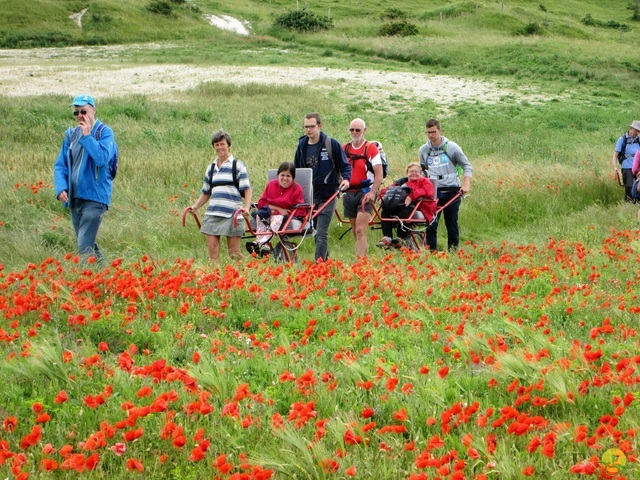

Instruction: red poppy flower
[126,458,144,472]
[35,412,51,423]
[85,453,99,471]
[136,386,153,398]
[54,390,68,404]
[522,465,535,476]
[123,427,144,442]
[40,458,59,472]
[361,407,374,418]
[3,417,17,432]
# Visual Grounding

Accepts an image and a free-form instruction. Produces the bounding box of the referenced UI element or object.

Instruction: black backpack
[381,185,411,215]
[207,159,245,198]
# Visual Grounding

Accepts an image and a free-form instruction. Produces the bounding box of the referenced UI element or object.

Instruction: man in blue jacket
[54,94,117,260]
[294,113,351,262]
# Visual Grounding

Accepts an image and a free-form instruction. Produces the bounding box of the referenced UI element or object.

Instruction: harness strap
[428,172,458,180]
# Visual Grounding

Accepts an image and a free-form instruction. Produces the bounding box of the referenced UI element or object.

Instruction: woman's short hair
[406,162,422,174]
[211,130,232,147]
[277,161,296,179]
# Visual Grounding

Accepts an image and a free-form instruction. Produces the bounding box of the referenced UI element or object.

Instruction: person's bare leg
[206,235,221,263]
[227,236,243,260]
[354,212,371,257]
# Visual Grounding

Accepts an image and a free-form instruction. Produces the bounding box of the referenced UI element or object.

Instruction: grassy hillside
[1,0,639,93]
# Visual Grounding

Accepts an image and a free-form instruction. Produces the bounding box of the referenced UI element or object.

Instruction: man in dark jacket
[294,113,351,262]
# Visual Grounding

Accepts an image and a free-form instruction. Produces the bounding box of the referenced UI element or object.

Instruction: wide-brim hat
[71,94,95,107]
[630,120,640,131]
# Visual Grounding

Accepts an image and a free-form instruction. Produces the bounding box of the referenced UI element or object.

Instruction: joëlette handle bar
[182,207,201,229]
[312,189,342,220]
[437,190,464,211]
[615,170,623,187]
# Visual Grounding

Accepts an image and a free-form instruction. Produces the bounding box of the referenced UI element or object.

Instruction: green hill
[1,0,639,90]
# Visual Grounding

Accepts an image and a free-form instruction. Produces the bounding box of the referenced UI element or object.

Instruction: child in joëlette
[255,162,305,247]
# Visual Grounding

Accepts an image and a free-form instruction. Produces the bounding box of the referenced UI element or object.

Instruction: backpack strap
[618,134,629,164]
[208,159,241,193]
[207,162,215,193]
[423,140,449,172]
[344,141,373,172]
[94,121,106,140]
[325,135,334,168]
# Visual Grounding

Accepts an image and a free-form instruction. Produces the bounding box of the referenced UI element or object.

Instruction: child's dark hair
[277,161,296,179]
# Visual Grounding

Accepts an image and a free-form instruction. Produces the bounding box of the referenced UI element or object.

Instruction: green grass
[1,82,638,269]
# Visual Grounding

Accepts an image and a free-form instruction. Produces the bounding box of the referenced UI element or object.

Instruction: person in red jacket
[247,162,305,256]
[377,162,436,248]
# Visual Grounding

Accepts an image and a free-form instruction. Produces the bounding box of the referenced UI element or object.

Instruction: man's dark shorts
[343,190,374,218]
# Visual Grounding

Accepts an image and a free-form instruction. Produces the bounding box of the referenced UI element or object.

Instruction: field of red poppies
[1,229,639,479]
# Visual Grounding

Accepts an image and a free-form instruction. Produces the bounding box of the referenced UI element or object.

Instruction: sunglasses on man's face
[73,110,88,116]
[349,128,362,133]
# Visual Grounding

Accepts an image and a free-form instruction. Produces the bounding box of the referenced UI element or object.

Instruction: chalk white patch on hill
[204,14,250,36]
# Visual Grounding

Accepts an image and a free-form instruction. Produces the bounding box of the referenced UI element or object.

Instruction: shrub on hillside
[581,13,630,31]
[381,8,407,20]
[379,21,418,37]
[0,31,74,48]
[273,9,333,32]
[90,12,113,25]
[146,1,175,17]
[631,0,640,21]
[514,22,543,36]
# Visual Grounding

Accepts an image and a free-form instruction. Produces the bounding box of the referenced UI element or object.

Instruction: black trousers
[426,190,461,251]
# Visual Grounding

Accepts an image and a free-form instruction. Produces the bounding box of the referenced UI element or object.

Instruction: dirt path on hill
[0,45,552,108]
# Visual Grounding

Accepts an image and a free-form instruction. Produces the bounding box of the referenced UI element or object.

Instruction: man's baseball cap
[71,94,95,107]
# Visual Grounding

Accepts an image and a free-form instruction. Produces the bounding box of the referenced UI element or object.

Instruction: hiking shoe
[391,237,405,249]
[245,242,259,255]
[260,244,271,257]
[376,236,392,248]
